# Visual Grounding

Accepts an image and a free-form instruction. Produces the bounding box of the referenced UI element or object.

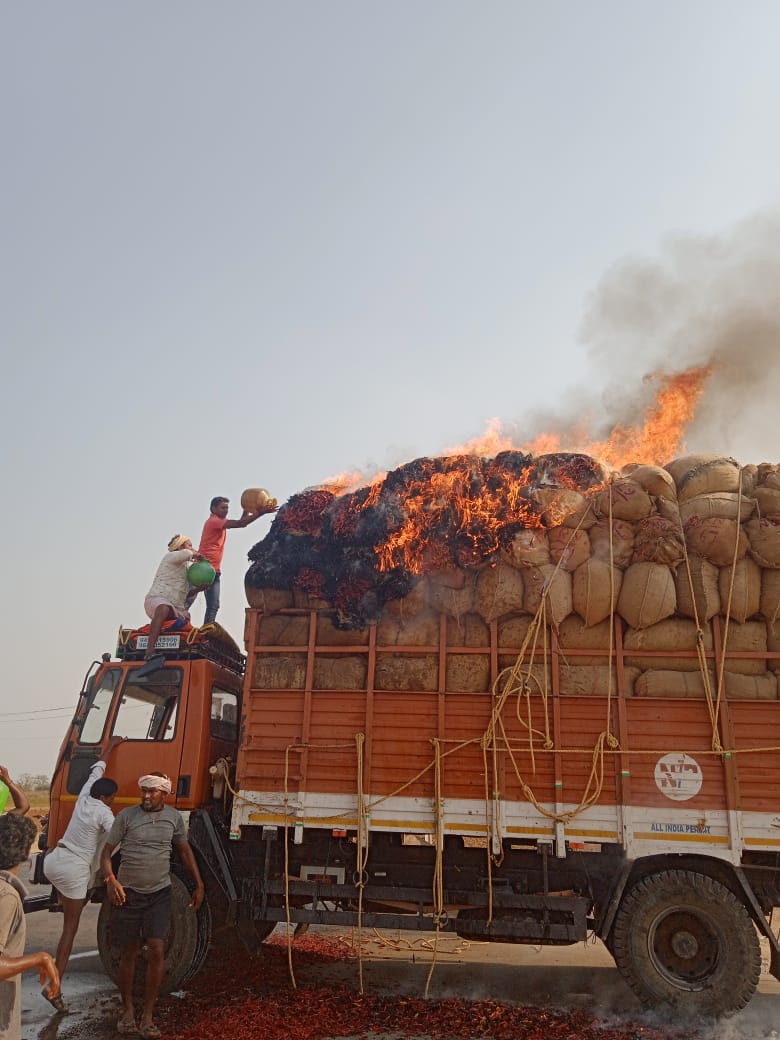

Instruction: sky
[2,1,780,779]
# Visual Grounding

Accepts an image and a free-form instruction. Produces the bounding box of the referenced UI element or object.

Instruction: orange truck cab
[31,623,245,989]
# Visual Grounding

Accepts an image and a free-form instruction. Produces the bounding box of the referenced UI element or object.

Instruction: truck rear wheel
[611,869,760,1017]
[97,873,211,993]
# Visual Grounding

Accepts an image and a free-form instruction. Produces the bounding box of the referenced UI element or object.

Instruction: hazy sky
[3,1,780,778]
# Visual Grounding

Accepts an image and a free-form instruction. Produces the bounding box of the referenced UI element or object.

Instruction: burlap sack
[502,528,551,568]
[313,655,368,690]
[684,517,748,567]
[572,558,622,627]
[655,497,682,526]
[559,664,640,697]
[258,614,310,646]
[679,493,755,525]
[595,479,654,521]
[722,671,777,699]
[497,614,535,649]
[617,562,676,630]
[622,464,677,502]
[529,487,597,529]
[638,668,776,699]
[375,653,438,691]
[292,589,330,609]
[760,569,780,627]
[758,464,780,492]
[377,611,440,647]
[590,518,635,569]
[765,620,780,668]
[635,670,715,698]
[740,464,758,497]
[548,527,591,573]
[746,517,780,568]
[446,654,491,693]
[495,658,552,698]
[624,618,712,672]
[252,654,307,690]
[475,561,525,621]
[632,516,685,567]
[447,612,491,647]
[718,558,761,624]
[429,570,477,619]
[384,577,431,618]
[719,620,767,676]
[674,556,720,622]
[317,614,370,645]
[244,585,294,612]
[753,487,780,521]
[522,564,573,625]
[666,455,742,502]
[557,617,614,664]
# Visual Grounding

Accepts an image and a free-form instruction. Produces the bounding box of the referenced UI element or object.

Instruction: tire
[97,873,209,994]
[611,869,760,1017]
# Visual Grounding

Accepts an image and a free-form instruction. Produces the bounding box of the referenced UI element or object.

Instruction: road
[19,889,780,1040]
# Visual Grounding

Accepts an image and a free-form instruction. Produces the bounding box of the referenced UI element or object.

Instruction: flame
[306,364,713,579]
[541,366,714,468]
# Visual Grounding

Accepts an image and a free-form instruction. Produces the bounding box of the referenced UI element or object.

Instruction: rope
[423,738,445,998]
[355,732,367,995]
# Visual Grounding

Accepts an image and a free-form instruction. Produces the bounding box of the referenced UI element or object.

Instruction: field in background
[24,788,49,825]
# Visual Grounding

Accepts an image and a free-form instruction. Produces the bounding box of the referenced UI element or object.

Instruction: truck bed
[232,608,780,862]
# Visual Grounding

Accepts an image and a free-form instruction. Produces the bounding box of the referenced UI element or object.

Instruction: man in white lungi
[42,735,124,1010]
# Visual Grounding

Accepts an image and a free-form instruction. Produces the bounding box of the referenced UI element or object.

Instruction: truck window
[210,687,238,742]
[113,669,182,742]
[79,668,121,744]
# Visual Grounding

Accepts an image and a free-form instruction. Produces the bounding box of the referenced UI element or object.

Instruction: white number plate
[136,635,181,650]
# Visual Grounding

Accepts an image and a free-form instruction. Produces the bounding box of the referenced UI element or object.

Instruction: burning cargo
[232,449,780,1017]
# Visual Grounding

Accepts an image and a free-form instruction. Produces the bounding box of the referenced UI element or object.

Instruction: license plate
[136,635,181,650]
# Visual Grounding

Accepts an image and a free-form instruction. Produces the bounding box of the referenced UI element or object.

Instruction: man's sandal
[116,1018,138,1035]
[138,1024,162,1039]
[42,989,67,1013]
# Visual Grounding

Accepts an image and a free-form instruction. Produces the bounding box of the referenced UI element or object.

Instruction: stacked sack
[246,454,780,698]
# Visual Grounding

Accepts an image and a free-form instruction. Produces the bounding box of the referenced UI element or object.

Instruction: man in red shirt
[191,496,276,623]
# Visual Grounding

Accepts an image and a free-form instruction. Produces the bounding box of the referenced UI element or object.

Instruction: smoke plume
[518,211,780,464]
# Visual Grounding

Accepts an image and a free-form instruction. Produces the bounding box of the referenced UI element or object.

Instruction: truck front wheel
[97,873,211,993]
[611,869,760,1017]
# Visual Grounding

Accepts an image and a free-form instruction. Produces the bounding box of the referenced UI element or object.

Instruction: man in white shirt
[42,735,124,1008]
[140,535,196,667]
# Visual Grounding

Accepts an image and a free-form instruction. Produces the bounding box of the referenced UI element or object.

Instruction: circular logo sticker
[654,753,703,802]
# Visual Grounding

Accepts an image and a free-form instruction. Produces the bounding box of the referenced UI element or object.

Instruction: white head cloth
[138,774,172,794]
[167,534,190,552]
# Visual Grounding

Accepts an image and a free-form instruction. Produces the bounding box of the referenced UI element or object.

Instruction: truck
[35,603,780,1019]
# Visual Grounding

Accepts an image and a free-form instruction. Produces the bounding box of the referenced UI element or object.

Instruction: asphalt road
[19,887,780,1040]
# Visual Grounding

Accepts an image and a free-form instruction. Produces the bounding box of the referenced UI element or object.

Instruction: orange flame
[314,365,713,575]
[524,366,713,468]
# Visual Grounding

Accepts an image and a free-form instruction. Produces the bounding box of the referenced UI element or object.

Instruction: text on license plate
[136,635,181,650]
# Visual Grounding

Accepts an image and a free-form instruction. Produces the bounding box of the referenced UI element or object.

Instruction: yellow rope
[424,738,445,999]
[355,732,367,995]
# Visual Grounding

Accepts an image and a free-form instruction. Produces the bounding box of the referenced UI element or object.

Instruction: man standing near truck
[189,496,275,623]
[0,815,60,1039]
[100,773,204,1039]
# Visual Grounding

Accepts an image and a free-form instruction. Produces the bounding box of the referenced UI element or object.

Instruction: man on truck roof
[139,535,196,671]
[188,495,274,624]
